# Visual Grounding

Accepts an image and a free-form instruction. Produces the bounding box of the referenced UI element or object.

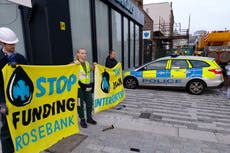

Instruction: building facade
[132,0,143,8]
[143,2,174,58]
[143,2,174,36]
[143,11,155,63]
[0,0,144,69]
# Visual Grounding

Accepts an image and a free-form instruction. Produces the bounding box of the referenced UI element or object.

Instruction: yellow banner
[94,63,126,113]
[2,64,80,153]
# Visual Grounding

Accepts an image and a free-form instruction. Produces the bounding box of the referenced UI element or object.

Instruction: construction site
[143,2,190,63]
[143,2,230,73]
[195,30,230,68]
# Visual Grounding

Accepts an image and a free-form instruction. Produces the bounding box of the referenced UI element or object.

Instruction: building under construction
[143,2,189,61]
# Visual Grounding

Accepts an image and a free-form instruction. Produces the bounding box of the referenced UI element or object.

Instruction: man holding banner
[105,50,118,68]
[97,49,125,113]
[94,62,126,113]
[2,63,80,153]
[74,48,97,128]
[0,27,27,153]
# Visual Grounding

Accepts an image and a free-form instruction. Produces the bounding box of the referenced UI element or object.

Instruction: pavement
[53,87,230,153]
[1,86,230,153]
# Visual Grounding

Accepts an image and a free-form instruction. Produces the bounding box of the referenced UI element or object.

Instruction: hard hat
[0,27,19,44]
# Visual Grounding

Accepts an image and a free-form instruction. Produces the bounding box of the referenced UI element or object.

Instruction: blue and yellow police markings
[143,70,156,78]
[156,70,171,78]
[186,68,202,78]
[142,70,181,84]
[131,71,143,77]
[126,67,212,85]
[171,68,186,78]
[202,67,217,79]
[128,69,184,84]
[130,70,171,78]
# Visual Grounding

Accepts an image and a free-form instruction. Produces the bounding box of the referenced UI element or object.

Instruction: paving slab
[179,128,218,143]
[41,134,87,153]
[1,88,230,153]
[215,133,230,144]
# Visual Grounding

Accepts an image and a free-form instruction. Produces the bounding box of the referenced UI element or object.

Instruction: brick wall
[142,12,156,61]
[132,0,143,8]
[143,12,153,31]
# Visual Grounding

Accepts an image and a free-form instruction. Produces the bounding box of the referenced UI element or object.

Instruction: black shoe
[87,118,97,125]
[80,119,87,128]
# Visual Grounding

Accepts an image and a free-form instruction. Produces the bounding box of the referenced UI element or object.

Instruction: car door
[142,60,170,86]
[170,59,189,86]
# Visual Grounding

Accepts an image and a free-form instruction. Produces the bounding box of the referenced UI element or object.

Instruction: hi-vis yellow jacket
[75,60,90,84]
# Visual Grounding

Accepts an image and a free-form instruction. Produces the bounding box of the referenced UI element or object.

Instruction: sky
[143,0,230,35]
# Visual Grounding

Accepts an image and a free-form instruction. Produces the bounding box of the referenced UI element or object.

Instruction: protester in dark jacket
[105,50,118,68]
[0,27,27,153]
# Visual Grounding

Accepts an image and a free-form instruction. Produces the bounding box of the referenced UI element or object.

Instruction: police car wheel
[187,80,205,95]
[124,77,138,89]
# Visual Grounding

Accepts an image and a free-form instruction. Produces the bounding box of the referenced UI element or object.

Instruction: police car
[123,55,224,95]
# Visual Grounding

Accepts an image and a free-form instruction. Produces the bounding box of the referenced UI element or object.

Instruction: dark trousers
[77,88,93,120]
[227,76,230,99]
[1,115,14,153]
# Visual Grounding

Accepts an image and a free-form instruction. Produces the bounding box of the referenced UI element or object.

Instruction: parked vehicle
[195,31,230,73]
[123,55,224,95]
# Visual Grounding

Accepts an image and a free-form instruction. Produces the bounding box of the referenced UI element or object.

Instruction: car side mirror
[142,67,147,70]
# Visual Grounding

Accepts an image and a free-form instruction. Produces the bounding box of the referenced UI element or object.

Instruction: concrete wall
[144,2,172,33]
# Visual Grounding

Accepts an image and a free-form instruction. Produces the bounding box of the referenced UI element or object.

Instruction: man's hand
[8,62,17,68]
[74,61,81,65]
[0,104,8,115]
[90,62,97,71]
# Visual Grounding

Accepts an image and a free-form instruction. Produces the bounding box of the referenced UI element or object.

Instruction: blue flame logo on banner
[94,63,126,113]
[7,66,34,107]
[101,70,110,93]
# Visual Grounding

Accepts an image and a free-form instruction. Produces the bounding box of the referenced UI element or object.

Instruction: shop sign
[8,0,32,8]
[115,0,134,14]
[143,31,151,39]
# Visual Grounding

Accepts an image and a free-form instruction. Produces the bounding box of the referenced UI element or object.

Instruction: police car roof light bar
[171,54,179,57]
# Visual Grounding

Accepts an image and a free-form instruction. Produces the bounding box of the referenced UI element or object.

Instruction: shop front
[0,0,144,68]
[69,0,144,69]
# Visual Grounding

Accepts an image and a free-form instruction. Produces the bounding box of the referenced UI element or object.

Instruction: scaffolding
[153,22,189,58]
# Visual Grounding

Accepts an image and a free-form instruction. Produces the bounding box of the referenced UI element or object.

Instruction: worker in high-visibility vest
[75,48,97,128]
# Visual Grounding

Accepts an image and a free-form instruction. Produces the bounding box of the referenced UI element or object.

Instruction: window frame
[144,60,168,70]
[170,59,189,69]
[189,60,210,68]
